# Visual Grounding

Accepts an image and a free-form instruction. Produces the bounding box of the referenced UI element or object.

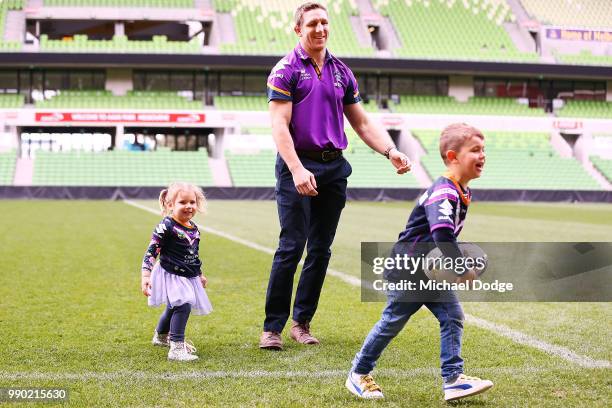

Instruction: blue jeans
[352,290,464,381]
[263,154,352,333]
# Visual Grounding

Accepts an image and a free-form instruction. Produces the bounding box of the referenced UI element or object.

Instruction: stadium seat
[44,0,194,8]
[413,129,601,190]
[556,100,612,119]
[391,95,546,116]
[215,0,374,57]
[372,0,539,62]
[0,149,17,185]
[520,0,612,29]
[0,94,25,108]
[32,149,214,186]
[35,90,203,109]
[225,149,277,187]
[39,33,202,54]
[344,128,421,188]
[0,0,24,52]
[214,95,267,111]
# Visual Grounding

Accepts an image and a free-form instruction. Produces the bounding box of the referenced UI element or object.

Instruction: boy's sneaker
[152,330,169,347]
[168,340,198,361]
[443,374,493,401]
[345,371,384,399]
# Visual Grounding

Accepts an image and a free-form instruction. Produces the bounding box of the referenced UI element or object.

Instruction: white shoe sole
[345,377,384,399]
[168,355,199,362]
[444,381,493,401]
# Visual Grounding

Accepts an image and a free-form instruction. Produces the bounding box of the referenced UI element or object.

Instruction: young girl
[141,182,212,361]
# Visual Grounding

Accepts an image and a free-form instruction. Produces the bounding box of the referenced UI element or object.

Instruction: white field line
[0,367,549,382]
[124,200,611,369]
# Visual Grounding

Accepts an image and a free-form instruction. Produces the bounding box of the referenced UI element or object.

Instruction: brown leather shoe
[290,320,320,345]
[259,331,283,350]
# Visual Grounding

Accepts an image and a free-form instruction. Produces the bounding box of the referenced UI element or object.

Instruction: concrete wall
[448,76,474,102]
[105,69,132,96]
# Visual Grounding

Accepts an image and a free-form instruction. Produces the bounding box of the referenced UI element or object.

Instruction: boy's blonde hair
[439,123,484,165]
[159,182,206,216]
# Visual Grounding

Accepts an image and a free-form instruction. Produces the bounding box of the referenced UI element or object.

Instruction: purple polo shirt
[267,44,362,151]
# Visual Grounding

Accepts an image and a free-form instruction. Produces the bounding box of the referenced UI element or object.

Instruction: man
[260,2,411,350]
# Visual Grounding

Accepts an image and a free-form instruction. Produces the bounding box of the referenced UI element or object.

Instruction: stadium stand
[215,0,374,57]
[35,90,203,109]
[591,156,612,183]
[214,95,267,111]
[215,96,378,112]
[32,148,213,186]
[372,0,538,62]
[555,100,612,119]
[391,95,546,116]
[0,0,24,52]
[553,49,612,66]
[39,34,202,54]
[344,128,421,188]
[44,0,195,7]
[519,0,612,29]
[225,149,276,186]
[414,129,601,190]
[0,94,24,108]
[0,149,17,185]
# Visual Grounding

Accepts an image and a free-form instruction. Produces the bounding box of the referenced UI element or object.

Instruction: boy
[346,123,493,401]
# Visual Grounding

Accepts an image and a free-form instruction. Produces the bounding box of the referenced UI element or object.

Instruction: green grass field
[0,200,610,407]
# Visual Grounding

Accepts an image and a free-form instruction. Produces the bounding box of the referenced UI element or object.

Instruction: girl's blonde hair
[158,182,207,216]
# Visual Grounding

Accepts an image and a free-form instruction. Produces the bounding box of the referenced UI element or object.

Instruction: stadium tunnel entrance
[17,126,218,158]
[19,126,116,158]
[123,126,216,154]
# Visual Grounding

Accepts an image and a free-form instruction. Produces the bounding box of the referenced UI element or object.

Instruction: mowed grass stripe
[125,200,611,369]
[1,366,550,381]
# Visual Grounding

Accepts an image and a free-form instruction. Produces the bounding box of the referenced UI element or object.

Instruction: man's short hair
[294,2,327,27]
[439,123,484,164]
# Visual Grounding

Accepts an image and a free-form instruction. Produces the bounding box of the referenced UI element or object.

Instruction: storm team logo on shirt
[155,222,167,235]
[438,199,454,222]
[271,58,289,74]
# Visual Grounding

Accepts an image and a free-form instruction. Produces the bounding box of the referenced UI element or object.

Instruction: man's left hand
[389,149,411,174]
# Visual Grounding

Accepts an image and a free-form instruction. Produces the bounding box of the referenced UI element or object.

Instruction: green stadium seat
[35,90,203,109]
[215,0,374,57]
[372,0,538,62]
[391,95,545,116]
[32,149,214,186]
[0,149,17,185]
[520,0,612,30]
[556,100,612,119]
[413,129,601,190]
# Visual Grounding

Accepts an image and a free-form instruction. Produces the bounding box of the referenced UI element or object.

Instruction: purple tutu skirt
[148,263,212,315]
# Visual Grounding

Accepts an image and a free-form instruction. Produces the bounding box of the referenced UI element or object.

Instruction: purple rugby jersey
[397,176,472,244]
[266,43,362,151]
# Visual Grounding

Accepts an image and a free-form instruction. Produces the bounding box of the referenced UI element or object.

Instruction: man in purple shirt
[260,2,412,350]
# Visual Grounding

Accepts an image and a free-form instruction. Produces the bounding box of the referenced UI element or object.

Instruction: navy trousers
[263,154,352,333]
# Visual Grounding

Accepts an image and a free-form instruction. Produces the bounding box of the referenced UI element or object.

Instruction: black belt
[296,149,343,163]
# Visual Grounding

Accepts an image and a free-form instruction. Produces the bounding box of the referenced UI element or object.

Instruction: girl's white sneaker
[152,330,169,347]
[168,340,198,361]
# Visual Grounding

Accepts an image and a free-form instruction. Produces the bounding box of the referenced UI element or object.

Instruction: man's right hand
[291,165,318,196]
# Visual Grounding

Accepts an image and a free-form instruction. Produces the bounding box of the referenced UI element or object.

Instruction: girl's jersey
[397,176,471,245]
[142,216,202,277]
